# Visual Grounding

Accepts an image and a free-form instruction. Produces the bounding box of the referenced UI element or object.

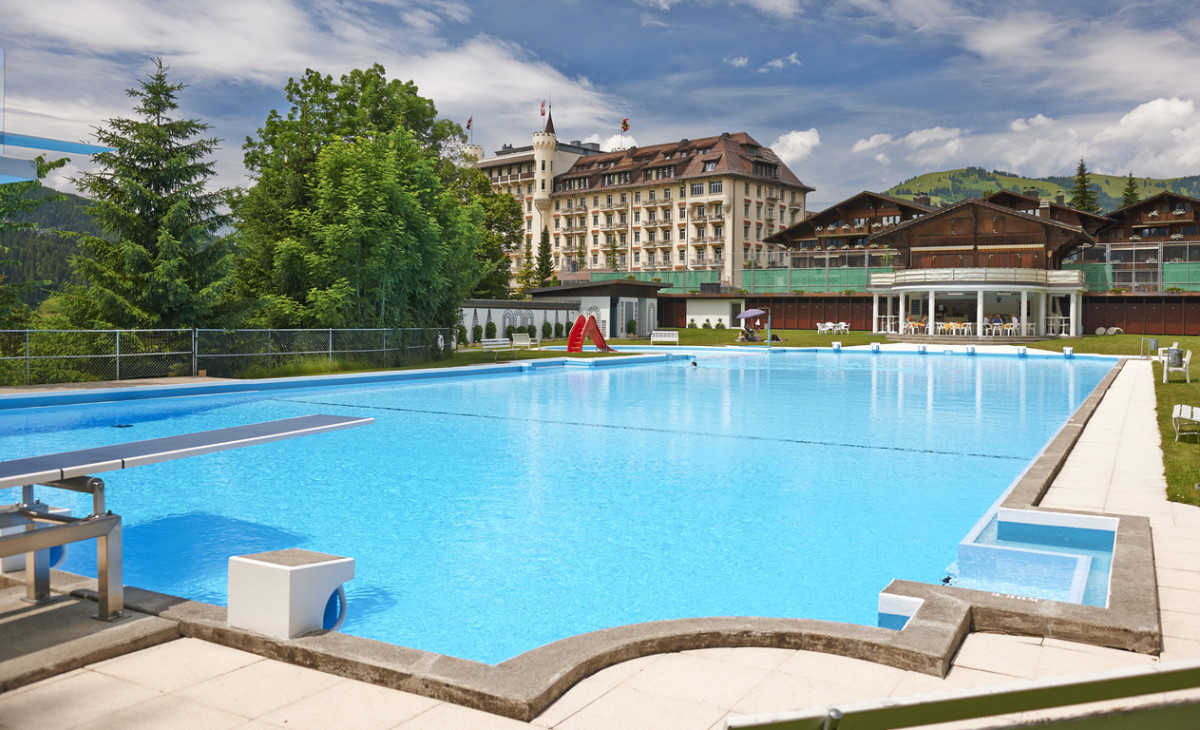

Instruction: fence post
[192,328,198,377]
[116,330,121,381]
[328,328,333,372]
[25,330,30,385]
[267,329,273,373]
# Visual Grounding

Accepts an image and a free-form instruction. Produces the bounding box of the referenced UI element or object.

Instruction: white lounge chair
[1172,405,1200,442]
[1164,349,1192,384]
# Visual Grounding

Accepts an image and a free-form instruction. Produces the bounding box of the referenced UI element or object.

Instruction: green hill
[0,184,98,307]
[884,167,1200,213]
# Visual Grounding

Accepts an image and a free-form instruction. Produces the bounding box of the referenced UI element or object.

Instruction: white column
[1070,292,1080,336]
[1019,290,1028,335]
[886,295,894,333]
[976,290,985,337]
[872,293,880,333]
[927,289,936,335]
[1037,292,1048,337]
[898,292,907,331]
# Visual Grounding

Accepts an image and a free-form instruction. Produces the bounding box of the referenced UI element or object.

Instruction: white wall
[461,303,578,341]
[685,299,743,329]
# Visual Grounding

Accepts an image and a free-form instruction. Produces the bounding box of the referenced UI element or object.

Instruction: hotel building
[466,113,813,288]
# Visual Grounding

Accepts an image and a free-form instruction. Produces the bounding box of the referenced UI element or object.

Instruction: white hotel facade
[466,113,813,288]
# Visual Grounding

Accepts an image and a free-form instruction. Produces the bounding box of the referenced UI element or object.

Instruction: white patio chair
[1164,350,1192,384]
[835,321,849,334]
[1173,404,1200,442]
[816,322,831,334]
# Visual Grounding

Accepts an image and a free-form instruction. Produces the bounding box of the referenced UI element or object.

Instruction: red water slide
[567,314,616,353]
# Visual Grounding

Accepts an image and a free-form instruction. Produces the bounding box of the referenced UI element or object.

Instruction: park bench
[0,414,371,620]
[480,337,516,360]
[650,330,679,345]
[511,333,538,350]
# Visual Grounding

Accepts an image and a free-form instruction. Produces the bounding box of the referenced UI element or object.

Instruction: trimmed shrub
[505,325,515,339]
[542,321,553,339]
[687,319,698,328]
[455,324,467,347]
[714,321,726,329]
[472,324,483,343]
[626,318,637,336]
[485,321,496,339]
[554,322,564,338]
[702,319,713,329]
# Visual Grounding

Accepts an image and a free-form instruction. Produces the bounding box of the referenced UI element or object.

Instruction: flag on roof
[540,101,546,117]
[466,116,472,130]
[621,118,630,133]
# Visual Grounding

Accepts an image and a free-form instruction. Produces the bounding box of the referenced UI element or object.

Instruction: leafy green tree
[1120,172,1140,209]
[235,65,490,326]
[605,234,619,270]
[1068,158,1101,213]
[536,226,553,283]
[61,60,237,329]
[0,157,67,326]
[442,166,518,299]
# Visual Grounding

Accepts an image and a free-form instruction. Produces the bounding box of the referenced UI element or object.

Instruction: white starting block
[228,548,354,639]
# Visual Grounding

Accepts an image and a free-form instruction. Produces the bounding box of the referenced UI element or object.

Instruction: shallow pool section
[0,351,1117,664]
[955,509,1117,607]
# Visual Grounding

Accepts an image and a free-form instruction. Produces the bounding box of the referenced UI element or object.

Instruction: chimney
[1040,198,1050,210]
[913,191,932,207]
[1055,191,1065,205]
[1024,186,1039,199]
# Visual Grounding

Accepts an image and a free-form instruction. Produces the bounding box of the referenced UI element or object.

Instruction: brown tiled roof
[554,132,813,191]
[1103,189,1200,218]
[986,190,1113,226]
[766,191,933,244]
[475,153,534,169]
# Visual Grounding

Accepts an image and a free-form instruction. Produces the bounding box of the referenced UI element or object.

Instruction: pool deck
[3,358,1200,728]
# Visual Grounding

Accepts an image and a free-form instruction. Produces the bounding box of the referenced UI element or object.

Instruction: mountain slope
[884,167,1200,213]
[0,184,98,307]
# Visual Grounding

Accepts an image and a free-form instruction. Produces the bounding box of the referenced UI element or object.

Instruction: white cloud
[1094,97,1195,143]
[727,56,749,68]
[635,0,805,21]
[851,133,894,153]
[1009,114,1053,132]
[582,133,641,152]
[758,52,802,72]
[899,126,962,149]
[771,128,820,165]
[874,152,890,165]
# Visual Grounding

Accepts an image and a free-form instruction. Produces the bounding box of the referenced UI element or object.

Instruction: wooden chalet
[1095,190,1200,244]
[864,198,1094,337]
[767,191,932,249]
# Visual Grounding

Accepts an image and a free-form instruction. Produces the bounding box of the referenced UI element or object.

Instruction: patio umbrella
[735,308,766,320]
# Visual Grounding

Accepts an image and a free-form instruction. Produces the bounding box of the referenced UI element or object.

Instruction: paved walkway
[3,359,1199,729]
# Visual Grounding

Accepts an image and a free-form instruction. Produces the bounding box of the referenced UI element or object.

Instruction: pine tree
[536,226,553,284]
[515,238,538,295]
[0,157,67,325]
[1120,172,1140,209]
[1068,158,1101,213]
[63,60,237,329]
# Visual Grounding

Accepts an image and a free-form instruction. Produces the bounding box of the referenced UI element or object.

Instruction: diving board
[0,414,372,620]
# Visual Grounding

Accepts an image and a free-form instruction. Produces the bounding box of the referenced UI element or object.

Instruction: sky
[4,0,1200,207]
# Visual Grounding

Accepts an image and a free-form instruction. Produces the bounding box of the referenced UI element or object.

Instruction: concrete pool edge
[1,355,1161,723]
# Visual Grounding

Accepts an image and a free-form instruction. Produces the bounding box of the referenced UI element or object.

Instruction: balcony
[600,221,628,231]
[869,268,1085,288]
[599,200,625,211]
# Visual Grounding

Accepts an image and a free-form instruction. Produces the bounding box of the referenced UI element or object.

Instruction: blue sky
[4,0,1200,206]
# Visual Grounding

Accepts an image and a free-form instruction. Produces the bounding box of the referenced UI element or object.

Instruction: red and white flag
[540,101,546,117]
[466,116,472,130]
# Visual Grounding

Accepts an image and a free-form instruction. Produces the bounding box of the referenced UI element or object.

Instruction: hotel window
[620,232,627,244]
[593,234,599,245]
[554,200,559,210]
[527,184,533,193]
[621,193,627,203]
[593,196,599,206]
[709,181,723,194]
[527,221,532,230]
[620,213,627,224]
[648,230,656,242]
[681,185,687,198]
[593,214,599,225]
[648,252,655,264]
[634,231,640,243]
[713,226,723,239]
[554,219,560,229]
[745,203,750,216]
[679,250,686,262]
[634,252,640,264]
[541,160,545,170]
[664,230,671,242]
[703,161,717,172]
[756,203,762,218]
[606,214,613,226]
[744,224,750,238]
[691,183,704,196]
[663,189,671,200]
[634,191,641,202]
[606,194,613,205]
[634,211,640,223]
[592,253,598,264]
[745,182,750,194]
[620,254,627,266]
[648,190,656,201]
[526,201,532,212]
[756,185,762,196]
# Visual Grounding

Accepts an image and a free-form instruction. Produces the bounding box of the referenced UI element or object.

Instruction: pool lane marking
[270,398,1027,462]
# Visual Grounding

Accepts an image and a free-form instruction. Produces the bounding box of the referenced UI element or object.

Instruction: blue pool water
[0,351,1116,664]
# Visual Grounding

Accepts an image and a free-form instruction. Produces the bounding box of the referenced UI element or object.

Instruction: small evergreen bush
[505,325,515,339]
[455,324,467,347]
[542,321,553,339]
[626,318,637,336]
[472,324,483,343]
[687,319,698,328]
[485,322,496,339]
[554,322,564,338]
[702,319,713,329]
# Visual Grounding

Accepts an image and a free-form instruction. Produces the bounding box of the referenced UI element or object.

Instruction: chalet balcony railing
[869,268,1085,288]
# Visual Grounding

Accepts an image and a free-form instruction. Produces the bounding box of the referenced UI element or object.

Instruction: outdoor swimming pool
[0,350,1117,664]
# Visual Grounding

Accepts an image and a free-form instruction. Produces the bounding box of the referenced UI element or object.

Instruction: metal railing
[870,268,1085,287]
[0,327,452,386]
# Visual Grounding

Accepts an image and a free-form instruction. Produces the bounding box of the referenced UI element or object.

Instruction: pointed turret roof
[544,109,555,136]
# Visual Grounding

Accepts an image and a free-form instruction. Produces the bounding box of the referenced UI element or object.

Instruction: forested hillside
[0,184,98,307]
[885,167,1200,212]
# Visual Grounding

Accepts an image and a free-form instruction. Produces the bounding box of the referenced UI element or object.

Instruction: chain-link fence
[195,328,452,378]
[0,328,453,386]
